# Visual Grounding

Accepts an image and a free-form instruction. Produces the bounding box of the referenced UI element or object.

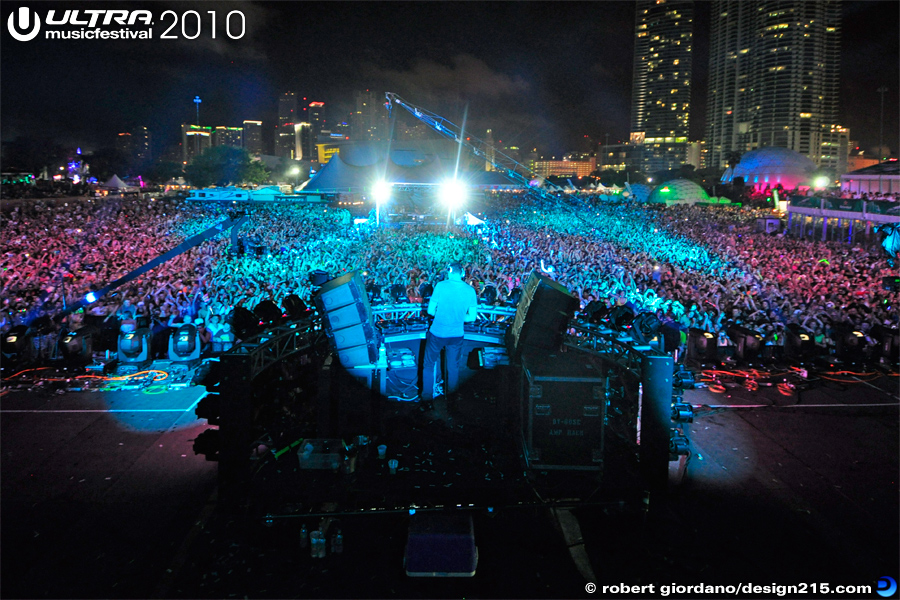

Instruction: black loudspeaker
[507,271,578,356]
[687,328,718,362]
[314,271,378,367]
[726,324,763,362]
[784,323,817,361]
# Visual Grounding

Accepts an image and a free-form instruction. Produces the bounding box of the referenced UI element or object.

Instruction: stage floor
[1,360,897,598]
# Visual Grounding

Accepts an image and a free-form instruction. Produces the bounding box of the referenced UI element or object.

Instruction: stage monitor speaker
[687,328,718,362]
[784,323,817,361]
[726,324,763,361]
[507,271,577,356]
[315,271,378,367]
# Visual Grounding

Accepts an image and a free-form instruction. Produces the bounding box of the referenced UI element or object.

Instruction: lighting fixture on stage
[59,330,92,361]
[168,324,200,362]
[118,328,151,364]
[2,325,32,361]
[439,178,466,210]
[687,328,718,362]
[372,180,392,204]
[726,324,763,362]
[608,305,636,331]
[389,284,407,304]
[84,292,98,303]
[784,323,817,361]
[834,326,866,361]
[581,300,609,325]
[282,294,311,321]
[309,270,331,287]
[671,402,693,423]
[870,324,900,362]
[629,312,661,345]
[254,300,282,327]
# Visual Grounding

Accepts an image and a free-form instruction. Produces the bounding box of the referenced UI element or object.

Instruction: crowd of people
[1,190,897,361]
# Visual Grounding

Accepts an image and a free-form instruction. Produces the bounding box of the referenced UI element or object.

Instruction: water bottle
[331,527,343,554]
[299,523,308,550]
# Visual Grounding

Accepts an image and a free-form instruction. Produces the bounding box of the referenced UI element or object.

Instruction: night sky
[1,1,897,158]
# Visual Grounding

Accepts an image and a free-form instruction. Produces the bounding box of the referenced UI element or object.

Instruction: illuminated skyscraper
[242,120,263,155]
[631,0,693,143]
[351,90,388,142]
[214,126,243,148]
[705,0,843,171]
[181,124,212,163]
[277,91,298,158]
[629,0,694,173]
[133,126,152,163]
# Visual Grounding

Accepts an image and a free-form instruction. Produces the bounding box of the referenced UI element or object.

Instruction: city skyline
[1,1,897,160]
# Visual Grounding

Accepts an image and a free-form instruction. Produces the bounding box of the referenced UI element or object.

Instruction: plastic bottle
[299,523,308,550]
[331,527,343,554]
[310,530,324,558]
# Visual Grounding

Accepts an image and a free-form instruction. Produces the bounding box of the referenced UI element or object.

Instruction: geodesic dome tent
[646,179,709,205]
[724,147,816,192]
[626,183,652,203]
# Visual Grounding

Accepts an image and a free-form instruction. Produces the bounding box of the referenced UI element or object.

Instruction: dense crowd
[1,192,897,359]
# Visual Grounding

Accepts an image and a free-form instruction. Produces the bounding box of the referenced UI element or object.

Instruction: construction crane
[384,93,586,213]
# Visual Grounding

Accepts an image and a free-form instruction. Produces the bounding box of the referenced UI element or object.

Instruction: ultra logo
[7,7,41,42]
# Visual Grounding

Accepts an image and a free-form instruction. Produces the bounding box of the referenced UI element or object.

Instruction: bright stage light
[85,292,97,303]
[372,180,392,204]
[440,179,466,209]
[814,176,829,189]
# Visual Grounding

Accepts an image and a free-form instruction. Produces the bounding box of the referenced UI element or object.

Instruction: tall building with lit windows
[630,0,694,173]
[242,120,263,155]
[277,91,298,158]
[705,1,844,173]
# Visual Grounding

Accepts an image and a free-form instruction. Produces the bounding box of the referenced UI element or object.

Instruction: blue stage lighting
[85,292,97,303]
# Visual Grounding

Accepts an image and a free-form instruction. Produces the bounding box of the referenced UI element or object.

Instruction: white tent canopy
[103,174,129,189]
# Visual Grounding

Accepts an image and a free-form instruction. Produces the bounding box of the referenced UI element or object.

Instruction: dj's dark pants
[421,331,463,402]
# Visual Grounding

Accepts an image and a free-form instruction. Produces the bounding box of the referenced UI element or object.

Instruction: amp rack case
[521,352,605,471]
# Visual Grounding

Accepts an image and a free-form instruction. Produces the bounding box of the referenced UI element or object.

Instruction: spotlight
[581,300,609,324]
[372,180,392,204]
[59,330,93,362]
[169,323,200,362]
[1,325,33,362]
[282,294,311,321]
[870,324,900,363]
[726,324,763,362]
[669,430,690,459]
[439,179,466,210]
[85,292,98,303]
[630,312,661,345]
[118,328,152,364]
[833,325,867,362]
[784,323,817,362]
[687,328,718,362]
[389,284,407,304]
[608,305,635,331]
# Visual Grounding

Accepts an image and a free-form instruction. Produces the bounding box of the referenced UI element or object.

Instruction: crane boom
[384,93,584,211]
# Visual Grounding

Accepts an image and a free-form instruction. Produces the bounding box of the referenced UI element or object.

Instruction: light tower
[193,96,202,157]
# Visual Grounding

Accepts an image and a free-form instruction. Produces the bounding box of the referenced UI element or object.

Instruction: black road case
[521,353,605,471]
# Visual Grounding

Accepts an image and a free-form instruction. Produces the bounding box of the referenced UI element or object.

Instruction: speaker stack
[506,271,578,359]
[314,271,379,367]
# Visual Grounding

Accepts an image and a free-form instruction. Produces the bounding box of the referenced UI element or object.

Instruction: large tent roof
[103,174,129,189]
[300,145,519,193]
